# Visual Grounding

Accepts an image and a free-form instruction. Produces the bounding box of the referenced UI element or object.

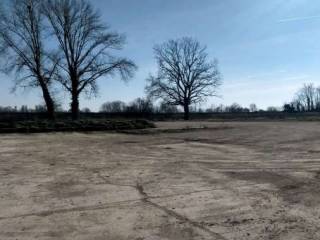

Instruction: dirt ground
[1,121,320,240]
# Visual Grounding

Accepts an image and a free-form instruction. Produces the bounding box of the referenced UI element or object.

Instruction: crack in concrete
[0,182,227,239]
[147,182,261,200]
[0,188,222,221]
[135,182,228,240]
[0,181,256,223]
[0,199,142,221]
[0,177,250,239]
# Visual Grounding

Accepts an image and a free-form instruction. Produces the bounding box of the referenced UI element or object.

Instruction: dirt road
[1,122,320,239]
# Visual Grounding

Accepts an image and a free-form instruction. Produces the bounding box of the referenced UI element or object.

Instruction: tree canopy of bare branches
[284,83,320,112]
[146,37,221,120]
[43,0,137,120]
[100,101,126,113]
[296,83,317,111]
[0,0,57,119]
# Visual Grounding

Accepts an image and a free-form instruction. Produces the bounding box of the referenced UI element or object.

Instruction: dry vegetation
[1,121,320,239]
[0,119,154,133]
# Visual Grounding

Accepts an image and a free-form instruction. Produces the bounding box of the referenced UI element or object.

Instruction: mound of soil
[0,119,155,133]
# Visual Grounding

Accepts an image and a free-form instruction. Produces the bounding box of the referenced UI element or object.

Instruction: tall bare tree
[43,0,136,120]
[315,87,320,111]
[0,0,57,119]
[296,83,316,112]
[146,37,221,120]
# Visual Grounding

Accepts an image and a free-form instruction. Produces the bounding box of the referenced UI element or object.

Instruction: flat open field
[1,122,320,240]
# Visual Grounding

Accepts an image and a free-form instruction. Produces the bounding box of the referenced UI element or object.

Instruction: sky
[1,0,320,111]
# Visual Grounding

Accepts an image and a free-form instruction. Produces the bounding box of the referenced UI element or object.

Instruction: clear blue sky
[1,0,320,111]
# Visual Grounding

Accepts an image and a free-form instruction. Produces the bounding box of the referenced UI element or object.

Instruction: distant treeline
[283,83,320,113]
[0,99,269,114]
[2,110,320,123]
[1,83,320,117]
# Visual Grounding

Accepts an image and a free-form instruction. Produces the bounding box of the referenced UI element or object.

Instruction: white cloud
[278,15,320,23]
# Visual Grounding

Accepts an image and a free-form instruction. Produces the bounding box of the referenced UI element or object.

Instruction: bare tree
[158,101,179,114]
[267,106,280,112]
[146,37,221,120]
[225,103,248,113]
[126,98,154,114]
[43,0,136,120]
[286,83,320,112]
[0,0,57,119]
[290,99,304,112]
[249,103,258,112]
[206,104,225,113]
[296,83,316,112]
[100,101,126,113]
[315,87,320,111]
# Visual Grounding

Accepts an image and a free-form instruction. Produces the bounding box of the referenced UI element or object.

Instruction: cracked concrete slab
[1,122,320,239]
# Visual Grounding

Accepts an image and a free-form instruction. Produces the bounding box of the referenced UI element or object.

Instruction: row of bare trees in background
[100,99,178,114]
[284,84,320,112]
[3,82,320,115]
[99,100,266,114]
[0,100,266,114]
[0,0,222,121]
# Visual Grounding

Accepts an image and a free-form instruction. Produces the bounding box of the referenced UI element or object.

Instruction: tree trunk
[43,90,55,120]
[39,82,55,120]
[183,104,190,120]
[71,93,80,121]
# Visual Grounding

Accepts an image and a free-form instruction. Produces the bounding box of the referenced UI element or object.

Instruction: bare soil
[1,121,320,240]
